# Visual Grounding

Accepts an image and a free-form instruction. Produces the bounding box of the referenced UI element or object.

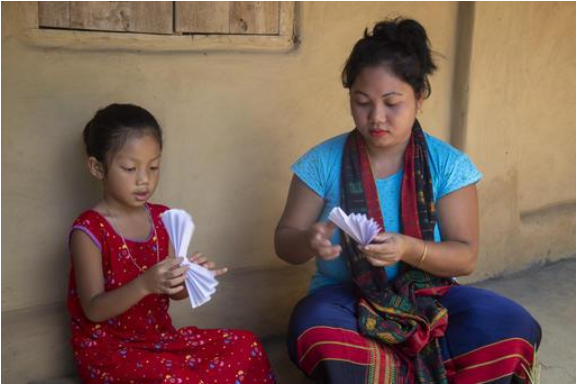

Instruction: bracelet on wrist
[418,241,428,268]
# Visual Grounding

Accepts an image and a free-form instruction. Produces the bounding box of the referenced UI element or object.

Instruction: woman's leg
[439,285,542,384]
[288,283,403,383]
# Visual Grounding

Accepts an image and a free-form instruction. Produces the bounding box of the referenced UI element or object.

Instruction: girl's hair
[83,103,163,166]
[342,17,437,98]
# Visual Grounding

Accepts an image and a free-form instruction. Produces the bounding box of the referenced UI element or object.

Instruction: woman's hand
[139,257,190,295]
[189,252,228,277]
[308,222,342,261]
[358,232,408,267]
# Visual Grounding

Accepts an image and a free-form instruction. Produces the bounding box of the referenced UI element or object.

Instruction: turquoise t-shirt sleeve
[291,135,346,199]
[437,153,483,199]
[291,145,327,198]
[425,134,483,199]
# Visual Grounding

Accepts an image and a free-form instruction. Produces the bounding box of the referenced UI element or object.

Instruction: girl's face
[349,65,422,153]
[101,133,161,210]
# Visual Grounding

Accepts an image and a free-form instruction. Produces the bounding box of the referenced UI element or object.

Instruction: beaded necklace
[102,201,159,273]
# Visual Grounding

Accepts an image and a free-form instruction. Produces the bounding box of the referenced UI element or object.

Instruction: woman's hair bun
[370,18,436,78]
[343,17,437,98]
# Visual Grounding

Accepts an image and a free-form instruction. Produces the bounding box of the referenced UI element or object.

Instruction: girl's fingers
[170,257,185,267]
[165,267,188,280]
[169,265,189,275]
[203,261,216,269]
[156,257,183,273]
[190,255,208,265]
[167,275,186,287]
[159,256,182,267]
[213,267,228,276]
[164,285,185,295]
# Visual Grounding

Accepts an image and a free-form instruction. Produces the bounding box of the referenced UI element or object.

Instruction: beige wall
[463,2,576,279]
[2,2,575,382]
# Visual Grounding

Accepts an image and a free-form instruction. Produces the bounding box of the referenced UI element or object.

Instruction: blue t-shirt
[292,131,483,292]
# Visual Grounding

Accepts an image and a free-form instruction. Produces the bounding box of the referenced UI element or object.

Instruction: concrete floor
[263,258,576,384]
[31,258,575,384]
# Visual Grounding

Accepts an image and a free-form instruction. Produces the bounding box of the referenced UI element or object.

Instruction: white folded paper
[161,209,218,309]
[328,207,381,245]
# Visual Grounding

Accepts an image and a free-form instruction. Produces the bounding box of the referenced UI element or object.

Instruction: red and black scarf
[340,120,453,383]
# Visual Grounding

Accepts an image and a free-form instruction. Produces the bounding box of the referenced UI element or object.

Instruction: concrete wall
[2,2,575,382]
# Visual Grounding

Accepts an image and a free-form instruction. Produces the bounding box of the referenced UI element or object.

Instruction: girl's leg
[76,329,275,383]
[439,285,542,384]
[178,327,276,384]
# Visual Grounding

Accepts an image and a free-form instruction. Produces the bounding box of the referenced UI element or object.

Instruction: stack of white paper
[328,207,381,245]
[161,209,218,309]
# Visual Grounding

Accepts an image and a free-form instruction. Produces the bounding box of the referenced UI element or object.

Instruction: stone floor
[30,258,576,384]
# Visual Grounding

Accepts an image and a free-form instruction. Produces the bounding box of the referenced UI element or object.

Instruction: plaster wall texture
[2,2,575,382]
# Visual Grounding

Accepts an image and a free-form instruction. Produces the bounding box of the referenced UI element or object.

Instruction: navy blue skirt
[288,283,541,383]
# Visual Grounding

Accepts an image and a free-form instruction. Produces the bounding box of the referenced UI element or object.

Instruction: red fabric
[67,203,275,383]
[444,338,534,383]
[298,327,534,384]
[355,135,385,229]
[400,135,422,239]
[297,326,404,383]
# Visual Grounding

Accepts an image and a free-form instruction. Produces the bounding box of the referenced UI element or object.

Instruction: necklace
[101,200,159,273]
[366,150,379,184]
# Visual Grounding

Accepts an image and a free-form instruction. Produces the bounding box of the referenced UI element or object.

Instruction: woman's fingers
[318,245,341,260]
[311,233,333,250]
[366,255,395,267]
[310,228,341,260]
[360,241,397,256]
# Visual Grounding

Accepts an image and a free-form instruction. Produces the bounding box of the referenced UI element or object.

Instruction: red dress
[67,203,276,384]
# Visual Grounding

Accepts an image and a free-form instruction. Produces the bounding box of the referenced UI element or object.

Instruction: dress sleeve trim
[69,225,102,253]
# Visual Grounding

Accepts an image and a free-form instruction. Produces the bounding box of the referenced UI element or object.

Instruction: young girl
[68,104,276,383]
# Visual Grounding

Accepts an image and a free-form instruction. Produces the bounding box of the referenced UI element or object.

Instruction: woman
[275,18,541,383]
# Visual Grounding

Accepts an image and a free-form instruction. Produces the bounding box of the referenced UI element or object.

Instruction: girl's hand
[189,252,228,277]
[358,232,407,267]
[139,257,190,295]
[308,222,341,261]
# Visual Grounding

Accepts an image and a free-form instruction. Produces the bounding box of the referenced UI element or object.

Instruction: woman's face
[349,65,422,152]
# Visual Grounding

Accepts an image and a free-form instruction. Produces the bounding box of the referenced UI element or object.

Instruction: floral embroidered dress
[67,202,276,384]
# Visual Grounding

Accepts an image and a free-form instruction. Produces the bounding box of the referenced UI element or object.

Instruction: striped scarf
[340,120,453,383]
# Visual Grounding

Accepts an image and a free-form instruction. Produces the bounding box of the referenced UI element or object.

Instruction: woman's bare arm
[274,176,341,264]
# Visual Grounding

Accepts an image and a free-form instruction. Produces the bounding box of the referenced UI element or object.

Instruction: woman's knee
[287,284,358,361]
[443,286,541,345]
[289,284,357,334]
